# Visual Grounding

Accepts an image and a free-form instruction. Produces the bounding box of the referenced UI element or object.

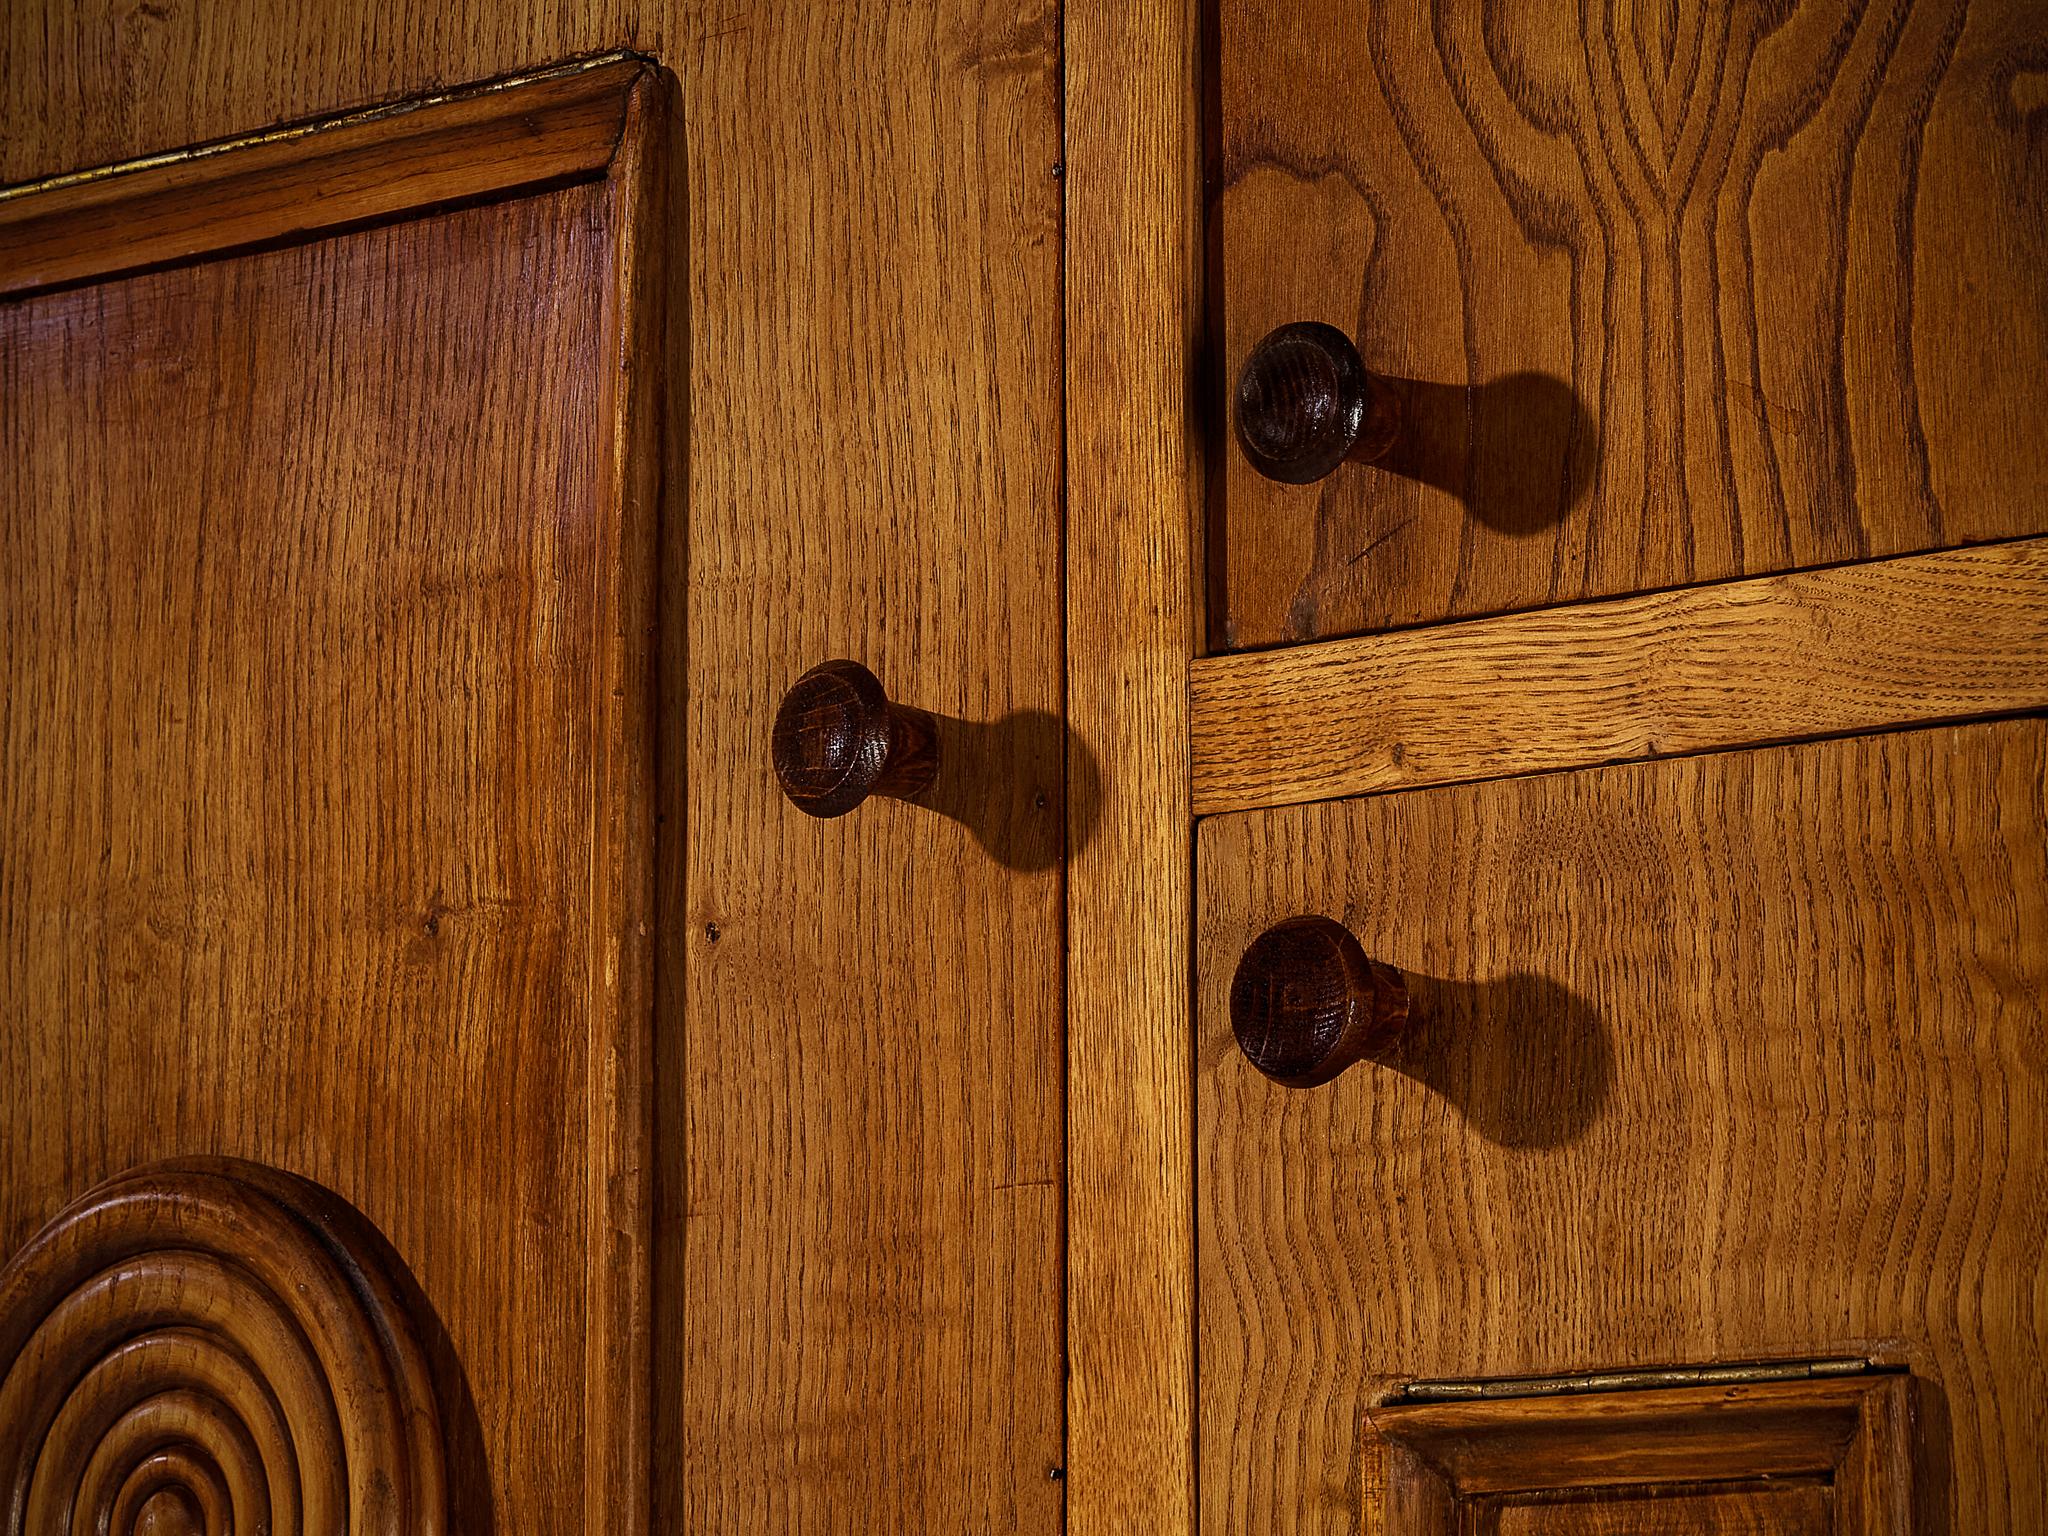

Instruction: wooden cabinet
[3,2,2044,1533]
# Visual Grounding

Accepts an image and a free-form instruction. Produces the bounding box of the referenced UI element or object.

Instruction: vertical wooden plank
[679,6,1067,1530]
[1064,0,1203,1530]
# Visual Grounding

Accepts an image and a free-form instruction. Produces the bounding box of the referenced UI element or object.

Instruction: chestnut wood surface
[0,66,672,1529]
[1198,721,2046,1533]
[1064,0,1206,1529]
[1213,0,2048,647]
[1191,536,2048,815]
[5,6,1067,1531]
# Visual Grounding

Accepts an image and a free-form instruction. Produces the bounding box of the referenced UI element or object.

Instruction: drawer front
[1197,720,2046,1532]
[1213,0,2048,648]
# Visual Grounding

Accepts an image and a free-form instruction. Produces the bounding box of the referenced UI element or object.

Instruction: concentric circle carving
[0,1158,448,1535]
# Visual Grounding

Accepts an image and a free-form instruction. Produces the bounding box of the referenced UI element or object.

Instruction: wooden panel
[3,6,1068,1531]
[1214,0,2048,647]
[1065,0,1205,1530]
[1198,722,2047,1533]
[0,153,658,1533]
[1366,1376,1910,1535]
[1191,538,2048,815]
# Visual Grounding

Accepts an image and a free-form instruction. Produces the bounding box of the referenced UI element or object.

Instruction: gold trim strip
[1396,1356,1877,1403]
[0,50,647,206]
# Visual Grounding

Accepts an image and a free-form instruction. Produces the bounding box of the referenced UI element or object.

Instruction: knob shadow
[1379,971,1610,1150]
[915,708,1103,873]
[1377,371,1599,537]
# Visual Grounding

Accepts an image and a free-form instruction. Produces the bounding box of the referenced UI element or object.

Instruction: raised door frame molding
[0,53,663,300]
[0,56,681,1533]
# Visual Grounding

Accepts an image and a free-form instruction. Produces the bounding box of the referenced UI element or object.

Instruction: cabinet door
[1198,721,2045,1532]
[0,63,672,1532]
[1213,0,2048,647]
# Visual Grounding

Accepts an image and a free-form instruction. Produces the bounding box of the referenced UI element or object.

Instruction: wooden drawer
[1212,0,2048,649]
[1197,720,2046,1531]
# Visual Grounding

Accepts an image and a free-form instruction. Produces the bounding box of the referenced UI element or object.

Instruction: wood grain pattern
[0,1158,449,1535]
[1065,0,1206,1531]
[1192,537,2048,815]
[0,55,647,300]
[1214,0,2048,646]
[1366,1376,1911,1534]
[1198,722,2046,1533]
[3,7,1067,1530]
[0,73,671,1529]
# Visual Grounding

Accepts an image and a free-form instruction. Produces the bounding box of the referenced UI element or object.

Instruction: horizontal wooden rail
[1191,539,2048,817]
[0,53,647,300]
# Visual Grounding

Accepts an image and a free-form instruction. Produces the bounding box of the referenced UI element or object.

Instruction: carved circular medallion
[0,1158,448,1535]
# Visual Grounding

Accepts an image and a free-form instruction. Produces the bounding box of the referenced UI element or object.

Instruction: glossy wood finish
[5,6,1066,1530]
[0,1158,449,1535]
[1229,916,1408,1088]
[1367,1376,1912,1534]
[1192,537,2048,815]
[771,659,939,819]
[1198,722,2046,1533]
[0,65,673,1533]
[1065,0,1206,1528]
[1213,0,2048,647]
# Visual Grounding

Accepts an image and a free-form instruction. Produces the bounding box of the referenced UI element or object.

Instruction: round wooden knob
[1229,915,1410,1087]
[1233,321,1403,484]
[772,659,939,819]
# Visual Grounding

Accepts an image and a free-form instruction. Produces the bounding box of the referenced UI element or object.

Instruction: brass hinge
[1394,1355,1881,1403]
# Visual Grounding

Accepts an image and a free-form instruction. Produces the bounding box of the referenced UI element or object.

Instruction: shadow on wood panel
[1384,971,1610,1149]
[921,708,1101,873]
[1378,371,1598,538]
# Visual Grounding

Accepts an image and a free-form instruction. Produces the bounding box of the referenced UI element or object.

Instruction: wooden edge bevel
[1366,1376,1912,1526]
[1191,538,2048,817]
[1065,1,1205,1532]
[0,53,656,300]
[581,61,681,1536]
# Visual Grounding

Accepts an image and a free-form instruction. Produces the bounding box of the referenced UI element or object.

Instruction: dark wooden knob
[1234,321,1403,484]
[772,659,939,819]
[1229,915,1410,1087]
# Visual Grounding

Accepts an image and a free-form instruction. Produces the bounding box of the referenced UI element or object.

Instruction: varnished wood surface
[4,7,1067,1531]
[0,55,647,300]
[0,67,674,1530]
[1367,1376,1910,1534]
[0,1159,449,1535]
[1214,0,2048,647]
[1192,537,2048,815]
[1198,722,2046,1533]
[1065,0,1205,1530]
